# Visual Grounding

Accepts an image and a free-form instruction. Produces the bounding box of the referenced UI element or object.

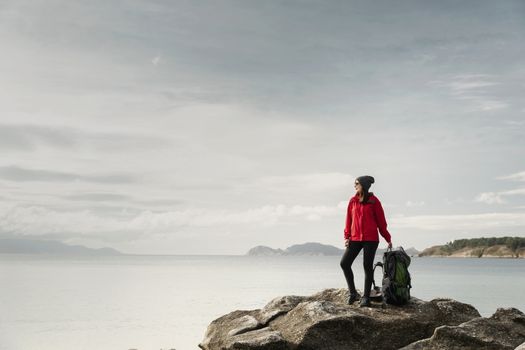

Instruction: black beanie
[356,175,375,191]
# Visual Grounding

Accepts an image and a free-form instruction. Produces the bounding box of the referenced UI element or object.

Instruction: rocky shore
[199,288,525,350]
[419,245,525,258]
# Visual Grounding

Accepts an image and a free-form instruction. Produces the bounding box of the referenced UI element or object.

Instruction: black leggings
[340,241,379,298]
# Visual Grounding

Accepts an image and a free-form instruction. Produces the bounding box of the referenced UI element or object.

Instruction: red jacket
[344,193,391,243]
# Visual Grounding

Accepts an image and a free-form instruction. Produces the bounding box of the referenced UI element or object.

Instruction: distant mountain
[246,246,285,256]
[406,247,420,256]
[0,238,122,255]
[247,242,344,256]
[247,242,419,257]
[285,242,344,256]
[387,247,420,257]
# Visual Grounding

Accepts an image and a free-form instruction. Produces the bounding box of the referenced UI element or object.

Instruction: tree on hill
[444,237,525,253]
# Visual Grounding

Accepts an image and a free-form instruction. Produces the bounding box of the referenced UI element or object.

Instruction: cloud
[475,192,505,204]
[0,123,170,152]
[504,120,525,126]
[498,171,525,182]
[151,55,162,66]
[63,193,132,202]
[127,202,346,231]
[3,201,524,247]
[502,188,525,196]
[475,188,525,204]
[0,205,125,237]
[0,166,135,184]
[0,202,346,240]
[405,201,425,207]
[429,74,508,112]
[241,173,355,194]
[476,100,509,111]
[392,212,525,231]
[2,0,525,254]
[475,171,525,204]
[131,198,185,208]
[448,76,498,92]
[0,124,75,151]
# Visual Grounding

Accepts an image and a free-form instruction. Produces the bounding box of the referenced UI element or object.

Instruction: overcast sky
[1,0,524,254]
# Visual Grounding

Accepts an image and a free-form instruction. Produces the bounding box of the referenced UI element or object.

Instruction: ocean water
[1,254,524,350]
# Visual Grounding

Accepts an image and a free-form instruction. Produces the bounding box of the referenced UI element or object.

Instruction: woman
[340,175,392,307]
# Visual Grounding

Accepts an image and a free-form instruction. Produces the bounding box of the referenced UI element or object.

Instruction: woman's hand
[387,241,393,249]
[345,239,350,247]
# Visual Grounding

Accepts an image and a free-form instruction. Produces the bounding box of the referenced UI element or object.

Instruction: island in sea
[0,238,122,256]
[247,242,420,257]
[419,236,525,258]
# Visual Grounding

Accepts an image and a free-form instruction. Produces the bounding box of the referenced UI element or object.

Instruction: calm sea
[1,254,524,350]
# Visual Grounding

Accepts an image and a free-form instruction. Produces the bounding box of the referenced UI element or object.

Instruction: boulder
[401,307,525,350]
[199,288,482,350]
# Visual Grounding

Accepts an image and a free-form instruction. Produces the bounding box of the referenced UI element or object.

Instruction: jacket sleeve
[373,199,391,243]
[344,200,352,240]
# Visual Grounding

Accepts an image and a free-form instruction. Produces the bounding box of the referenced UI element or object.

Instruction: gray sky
[1,0,524,254]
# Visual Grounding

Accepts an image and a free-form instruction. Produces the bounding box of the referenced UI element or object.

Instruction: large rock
[401,307,525,350]
[199,288,482,350]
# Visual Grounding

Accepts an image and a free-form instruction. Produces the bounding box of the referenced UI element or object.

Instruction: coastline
[419,255,525,259]
[419,243,525,259]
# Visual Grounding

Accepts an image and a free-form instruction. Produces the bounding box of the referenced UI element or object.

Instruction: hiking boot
[359,297,371,307]
[348,292,360,304]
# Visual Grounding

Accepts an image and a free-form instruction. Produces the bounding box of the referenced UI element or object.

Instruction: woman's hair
[360,190,370,204]
[356,175,375,204]
[359,190,374,204]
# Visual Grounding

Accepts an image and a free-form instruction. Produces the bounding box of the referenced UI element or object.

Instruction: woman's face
[354,180,363,194]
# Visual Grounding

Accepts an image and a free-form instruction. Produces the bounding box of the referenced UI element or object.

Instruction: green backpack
[381,247,412,305]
